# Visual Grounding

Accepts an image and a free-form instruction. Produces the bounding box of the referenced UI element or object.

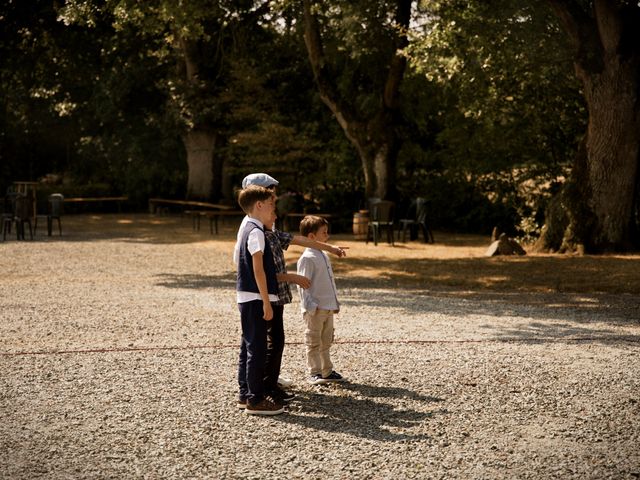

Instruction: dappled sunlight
[60,213,237,245]
[542,294,630,310]
[570,296,599,304]
[547,302,600,309]
[49,214,640,295]
[326,245,640,294]
[476,275,511,286]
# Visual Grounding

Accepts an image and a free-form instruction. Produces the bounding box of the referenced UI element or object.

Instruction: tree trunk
[178,36,223,201]
[581,58,639,250]
[303,0,410,200]
[183,130,218,200]
[332,116,400,199]
[538,0,640,252]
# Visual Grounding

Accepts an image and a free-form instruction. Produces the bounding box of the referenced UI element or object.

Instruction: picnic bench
[64,196,129,212]
[185,209,245,234]
[149,198,243,234]
[148,198,233,214]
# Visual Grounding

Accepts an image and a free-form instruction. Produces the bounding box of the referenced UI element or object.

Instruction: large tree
[302,0,412,200]
[538,0,640,252]
[406,0,584,235]
[0,0,101,188]
[60,0,270,201]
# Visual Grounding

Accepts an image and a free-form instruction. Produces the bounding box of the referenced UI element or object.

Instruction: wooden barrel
[352,210,369,240]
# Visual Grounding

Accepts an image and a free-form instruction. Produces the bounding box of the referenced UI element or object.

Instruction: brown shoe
[245,396,285,416]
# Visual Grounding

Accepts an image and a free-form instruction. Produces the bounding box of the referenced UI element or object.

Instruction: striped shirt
[265,229,293,305]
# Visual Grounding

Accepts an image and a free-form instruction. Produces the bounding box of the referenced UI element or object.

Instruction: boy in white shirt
[236,185,284,415]
[297,215,346,385]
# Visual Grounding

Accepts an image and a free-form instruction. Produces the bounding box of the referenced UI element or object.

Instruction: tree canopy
[1,0,637,249]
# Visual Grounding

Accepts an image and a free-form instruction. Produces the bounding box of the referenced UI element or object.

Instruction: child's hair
[237,185,274,214]
[299,215,329,237]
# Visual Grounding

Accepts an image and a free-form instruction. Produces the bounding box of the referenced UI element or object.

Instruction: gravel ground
[1,214,639,479]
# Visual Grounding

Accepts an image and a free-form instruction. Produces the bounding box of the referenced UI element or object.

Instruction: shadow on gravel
[335,287,640,346]
[154,273,236,289]
[338,286,640,325]
[277,382,444,442]
[330,255,640,296]
[483,321,640,344]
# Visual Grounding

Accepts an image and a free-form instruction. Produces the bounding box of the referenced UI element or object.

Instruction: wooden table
[64,196,129,212]
[148,198,233,214]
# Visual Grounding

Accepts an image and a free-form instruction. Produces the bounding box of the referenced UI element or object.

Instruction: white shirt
[296,248,340,313]
[236,218,279,304]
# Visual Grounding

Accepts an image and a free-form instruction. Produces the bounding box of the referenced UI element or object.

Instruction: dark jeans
[238,300,268,405]
[265,304,285,392]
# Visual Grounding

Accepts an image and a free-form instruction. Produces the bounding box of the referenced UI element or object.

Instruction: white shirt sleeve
[247,228,265,256]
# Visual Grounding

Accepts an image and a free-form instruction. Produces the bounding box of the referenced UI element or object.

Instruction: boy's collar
[247,216,264,229]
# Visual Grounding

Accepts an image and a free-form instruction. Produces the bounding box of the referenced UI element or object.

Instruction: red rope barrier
[1,336,637,357]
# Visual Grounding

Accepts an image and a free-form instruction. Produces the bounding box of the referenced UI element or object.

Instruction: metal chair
[398,197,434,243]
[49,193,64,235]
[35,193,64,236]
[1,194,17,240]
[3,193,33,240]
[366,200,395,246]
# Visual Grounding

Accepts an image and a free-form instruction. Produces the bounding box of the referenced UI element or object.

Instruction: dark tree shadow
[480,320,640,344]
[337,286,640,327]
[154,273,235,289]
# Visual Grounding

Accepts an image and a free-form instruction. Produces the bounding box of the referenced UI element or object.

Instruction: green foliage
[221,7,363,200]
[396,0,586,235]
[0,0,187,199]
[1,0,591,238]
[0,1,85,190]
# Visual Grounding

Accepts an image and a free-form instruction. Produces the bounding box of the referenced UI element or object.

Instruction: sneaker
[245,396,285,416]
[324,371,345,382]
[237,397,247,409]
[309,374,330,385]
[277,376,293,388]
[270,387,296,404]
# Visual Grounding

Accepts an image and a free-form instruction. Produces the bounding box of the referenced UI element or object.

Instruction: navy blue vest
[236,221,278,296]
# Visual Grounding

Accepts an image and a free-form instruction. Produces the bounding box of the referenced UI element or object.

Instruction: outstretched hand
[331,245,348,257]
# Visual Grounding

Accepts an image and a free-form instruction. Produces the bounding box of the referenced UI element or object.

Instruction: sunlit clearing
[548,303,598,309]
[572,296,599,304]
[477,275,510,286]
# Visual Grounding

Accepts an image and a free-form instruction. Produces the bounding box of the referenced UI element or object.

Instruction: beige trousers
[303,309,334,377]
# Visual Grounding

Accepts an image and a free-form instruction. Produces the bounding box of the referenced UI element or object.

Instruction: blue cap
[242,173,279,189]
